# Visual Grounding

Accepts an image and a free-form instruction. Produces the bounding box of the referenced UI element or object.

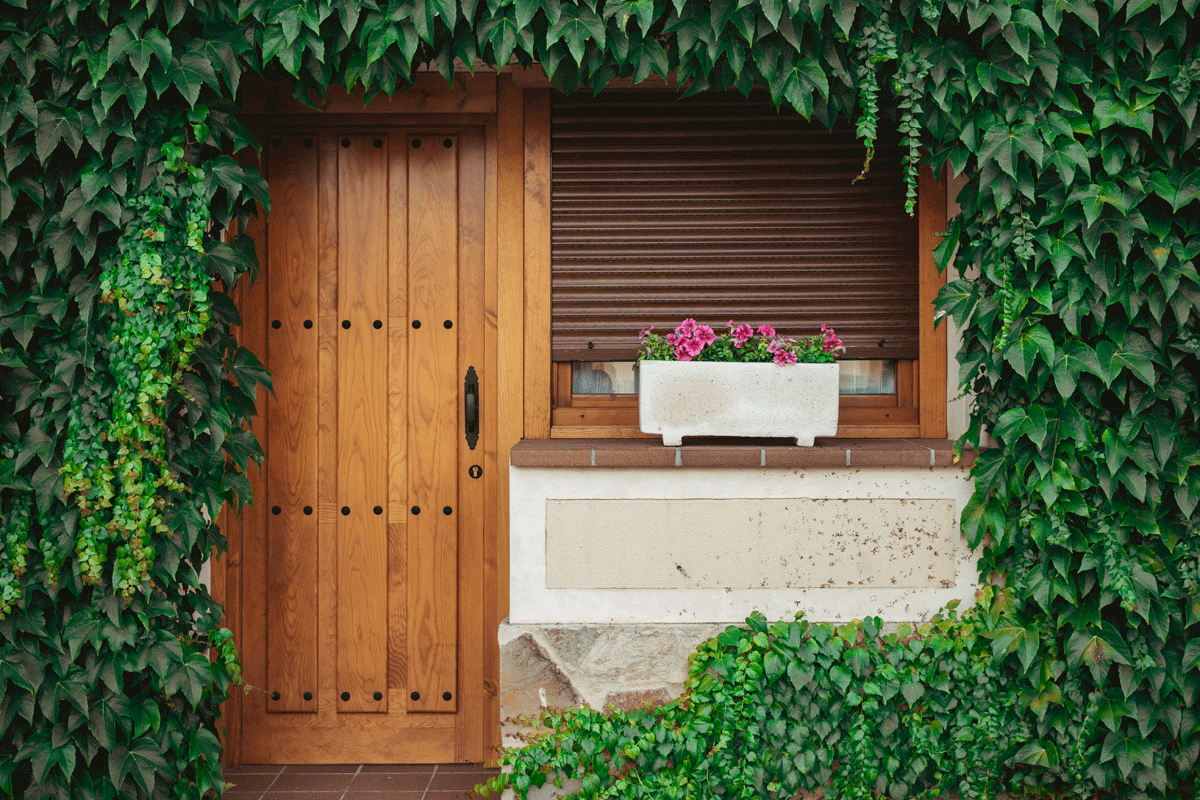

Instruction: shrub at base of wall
[486,592,1086,800]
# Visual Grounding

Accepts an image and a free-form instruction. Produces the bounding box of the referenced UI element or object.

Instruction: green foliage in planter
[487,599,1024,800]
[1,0,1199,796]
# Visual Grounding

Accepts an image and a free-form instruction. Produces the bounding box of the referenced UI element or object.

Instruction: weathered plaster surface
[546,497,958,589]
[510,466,978,624]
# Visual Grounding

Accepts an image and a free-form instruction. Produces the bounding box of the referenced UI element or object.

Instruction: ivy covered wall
[1,0,1198,797]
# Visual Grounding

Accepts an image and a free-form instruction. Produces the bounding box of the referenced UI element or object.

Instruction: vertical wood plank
[388,134,410,692]
[523,89,552,440]
[482,115,503,758]
[239,164,271,763]
[496,76,525,623]
[407,133,459,714]
[316,133,340,721]
[265,136,320,714]
[456,128,487,760]
[918,163,948,439]
[337,134,390,713]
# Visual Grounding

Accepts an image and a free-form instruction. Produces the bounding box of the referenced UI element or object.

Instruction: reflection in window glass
[572,360,896,396]
[839,360,896,394]
[572,361,639,394]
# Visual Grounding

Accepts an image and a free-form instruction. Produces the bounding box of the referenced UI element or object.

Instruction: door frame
[213,76,505,766]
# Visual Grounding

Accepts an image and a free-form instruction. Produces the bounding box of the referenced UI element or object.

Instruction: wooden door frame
[213,74,504,766]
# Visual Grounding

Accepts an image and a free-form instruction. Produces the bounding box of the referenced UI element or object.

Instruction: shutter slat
[551,91,919,361]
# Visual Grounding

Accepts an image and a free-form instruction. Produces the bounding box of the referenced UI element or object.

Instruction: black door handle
[464,366,479,450]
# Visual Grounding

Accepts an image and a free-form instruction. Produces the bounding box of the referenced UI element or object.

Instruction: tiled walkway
[222,764,501,799]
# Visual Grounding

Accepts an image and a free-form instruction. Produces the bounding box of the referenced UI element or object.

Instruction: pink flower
[729,322,754,347]
[756,324,776,337]
[696,324,716,346]
[674,342,694,361]
[639,324,655,339]
[675,318,698,337]
[820,323,844,355]
[773,349,798,365]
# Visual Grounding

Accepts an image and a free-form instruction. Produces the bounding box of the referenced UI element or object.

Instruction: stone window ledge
[511,438,975,469]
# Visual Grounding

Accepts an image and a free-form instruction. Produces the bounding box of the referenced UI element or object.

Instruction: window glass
[571,360,896,396]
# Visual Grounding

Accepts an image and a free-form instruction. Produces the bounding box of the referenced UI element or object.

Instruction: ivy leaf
[1101,731,1155,779]
[122,28,173,78]
[1098,333,1159,388]
[109,738,169,797]
[831,0,857,37]
[1050,0,1100,35]
[1094,86,1158,135]
[550,4,605,66]
[991,625,1040,670]
[1052,340,1103,397]
[1015,740,1061,767]
[165,652,214,705]
[35,104,84,162]
[151,52,220,106]
[1067,628,1131,670]
[1004,325,1055,378]
[994,404,1049,448]
[961,492,1004,548]
[629,39,669,84]
[1069,182,1128,228]
[900,680,924,704]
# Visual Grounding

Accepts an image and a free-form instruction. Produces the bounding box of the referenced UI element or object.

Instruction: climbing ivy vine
[2,0,1199,797]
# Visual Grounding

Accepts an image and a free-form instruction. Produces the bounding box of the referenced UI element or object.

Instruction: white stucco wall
[509,466,979,625]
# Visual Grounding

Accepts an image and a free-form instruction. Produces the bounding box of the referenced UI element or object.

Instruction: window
[530,89,946,439]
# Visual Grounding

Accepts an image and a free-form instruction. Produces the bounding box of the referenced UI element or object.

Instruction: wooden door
[232,127,491,763]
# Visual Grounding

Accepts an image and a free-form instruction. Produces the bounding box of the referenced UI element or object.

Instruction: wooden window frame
[516,85,947,442]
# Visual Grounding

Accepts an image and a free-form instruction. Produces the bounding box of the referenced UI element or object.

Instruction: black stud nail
[411,691,420,700]
[374,691,383,700]
[442,691,452,701]
[443,138,453,148]
[303,691,313,701]
[412,320,421,329]
[342,320,351,329]
[373,505,383,515]
[272,320,281,329]
[271,691,280,700]
[303,506,313,515]
[272,138,282,148]
[341,691,350,701]
[443,320,453,329]
[271,506,281,515]
[304,319,313,329]
[341,506,350,515]
[443,506,452,515]
[303,137,313,148]
[411,506,421,515]
[341,138,350,148]
[374,138,383,148]
[374,320,382,329]
[412,139,421,148]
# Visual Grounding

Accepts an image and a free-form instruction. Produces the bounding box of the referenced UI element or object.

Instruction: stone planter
[638,360,839,446]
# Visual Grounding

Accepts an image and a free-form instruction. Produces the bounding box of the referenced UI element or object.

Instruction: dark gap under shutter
[551,91,920,361]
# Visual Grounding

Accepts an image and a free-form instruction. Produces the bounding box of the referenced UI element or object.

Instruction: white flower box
[638,360,839,446]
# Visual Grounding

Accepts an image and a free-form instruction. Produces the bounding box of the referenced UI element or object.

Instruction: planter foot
[795,435,815,447]
[661,434,683,446]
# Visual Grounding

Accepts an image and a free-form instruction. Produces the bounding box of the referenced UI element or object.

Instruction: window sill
[511,438,975,469]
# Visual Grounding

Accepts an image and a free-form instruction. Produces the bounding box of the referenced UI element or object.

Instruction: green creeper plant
[3,0,1200,797]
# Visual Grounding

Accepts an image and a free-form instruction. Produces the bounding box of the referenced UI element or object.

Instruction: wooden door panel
[336,135,390,714]
[265,136,320,714]
[406,134,460,714]
[237,126,488,763]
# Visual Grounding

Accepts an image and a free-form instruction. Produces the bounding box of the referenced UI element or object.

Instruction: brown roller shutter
[551,91,919,361]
